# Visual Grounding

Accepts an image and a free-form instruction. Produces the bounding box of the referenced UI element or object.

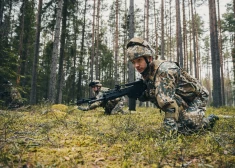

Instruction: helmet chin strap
[140,57,150,76]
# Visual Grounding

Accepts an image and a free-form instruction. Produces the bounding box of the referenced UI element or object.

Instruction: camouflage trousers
[104,97,126,115]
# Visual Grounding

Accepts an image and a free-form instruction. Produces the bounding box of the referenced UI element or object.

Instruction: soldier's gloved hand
[78,106,89,111]
[138,90,148,102]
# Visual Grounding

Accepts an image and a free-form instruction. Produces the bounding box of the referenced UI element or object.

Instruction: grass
[0,104,235,167]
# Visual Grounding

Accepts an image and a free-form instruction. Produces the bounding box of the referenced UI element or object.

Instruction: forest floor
[0,105,235,168]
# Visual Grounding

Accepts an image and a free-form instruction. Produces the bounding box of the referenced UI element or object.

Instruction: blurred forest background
[0,0,235,108]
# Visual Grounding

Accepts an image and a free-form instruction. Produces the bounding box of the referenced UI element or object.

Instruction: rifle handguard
[87,79,147,104]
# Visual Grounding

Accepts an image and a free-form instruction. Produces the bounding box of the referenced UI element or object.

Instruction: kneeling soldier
[126,37,219,134]
[78,80,126,115]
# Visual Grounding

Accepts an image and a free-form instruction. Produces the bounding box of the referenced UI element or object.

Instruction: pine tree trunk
[160,0,165,60]
[154,0,158,59]
[176,0,183,67]
[190,0,197,78]
[144,0,146,39]
[30,0,42,105]
[78,0,87,100]
[48,0,63,103]
[169,0,172,61]
[217,0,225,105]
[146,0,149,107]
[182,0,187,70]
[123,0,127,84]
[95,0,100,80]
[90,0,96,97]
[188,0,192,74]
[208,0,222,107]
[0,0,4,24]
[17,0,25,85]
[146,0,149,40]
[56,0,67,104]
[232,48,235,85]
[115,0,119,84]
[128,0,136,111]
[232,0,235,91]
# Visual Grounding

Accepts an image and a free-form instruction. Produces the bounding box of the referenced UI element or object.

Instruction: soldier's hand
[138,90,148,102]
[78,106,89,111]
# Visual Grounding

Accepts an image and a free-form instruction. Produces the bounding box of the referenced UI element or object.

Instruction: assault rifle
[88,79,147,110]
[77,97,96,105]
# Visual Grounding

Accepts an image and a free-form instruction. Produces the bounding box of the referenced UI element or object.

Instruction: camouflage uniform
[9,87,23,108]
[138,60,210,132]
[127,37,218,133]
[0,79,23,109]
[78,81,126,115]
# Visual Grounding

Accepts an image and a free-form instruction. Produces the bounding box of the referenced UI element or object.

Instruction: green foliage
[0,106,234,167]
[221,2,235,33]
[0,46,18,81]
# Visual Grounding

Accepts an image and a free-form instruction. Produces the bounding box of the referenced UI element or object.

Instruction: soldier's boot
[163,118,178,133]
[201,114,219,130]
[207,114,219,128]
[177,119,198,135]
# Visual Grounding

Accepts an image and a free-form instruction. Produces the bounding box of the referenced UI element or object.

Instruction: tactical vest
[143,59,208,107]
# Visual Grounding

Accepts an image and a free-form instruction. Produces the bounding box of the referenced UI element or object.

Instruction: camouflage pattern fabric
[127,45,154,61]
[79,87,125,115]
[0,80,23,109]
[105,97,126,115]
[139,59,210,132]
[9,87,23,108]
[126,37,155,61]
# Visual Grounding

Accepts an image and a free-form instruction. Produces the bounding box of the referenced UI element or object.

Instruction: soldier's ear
[148,56,153,62]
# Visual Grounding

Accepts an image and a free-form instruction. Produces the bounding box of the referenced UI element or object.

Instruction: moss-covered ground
[0,105,234,167]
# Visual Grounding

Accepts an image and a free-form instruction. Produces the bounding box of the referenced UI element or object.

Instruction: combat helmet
[126,37,155,61]
[89,80,102,87]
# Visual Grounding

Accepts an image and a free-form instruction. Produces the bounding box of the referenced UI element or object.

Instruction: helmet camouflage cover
[89,80,102,87]
[126,37,155,61]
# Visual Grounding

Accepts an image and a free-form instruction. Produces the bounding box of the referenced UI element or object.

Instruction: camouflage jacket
[89,87,122,113]
[139,59,209,114]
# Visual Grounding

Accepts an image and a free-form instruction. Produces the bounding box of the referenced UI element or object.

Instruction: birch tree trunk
[30,0,42,104]
[48,0,63,103]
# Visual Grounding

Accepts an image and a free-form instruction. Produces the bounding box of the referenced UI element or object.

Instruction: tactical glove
[138,90,149,102]
[78,106,89,111]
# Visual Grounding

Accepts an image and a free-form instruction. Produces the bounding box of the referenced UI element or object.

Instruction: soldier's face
[131,56,152,73]
[92,86,101,92]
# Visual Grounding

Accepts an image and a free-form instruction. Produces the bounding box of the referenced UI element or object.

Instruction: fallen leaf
[95,157,105,163]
